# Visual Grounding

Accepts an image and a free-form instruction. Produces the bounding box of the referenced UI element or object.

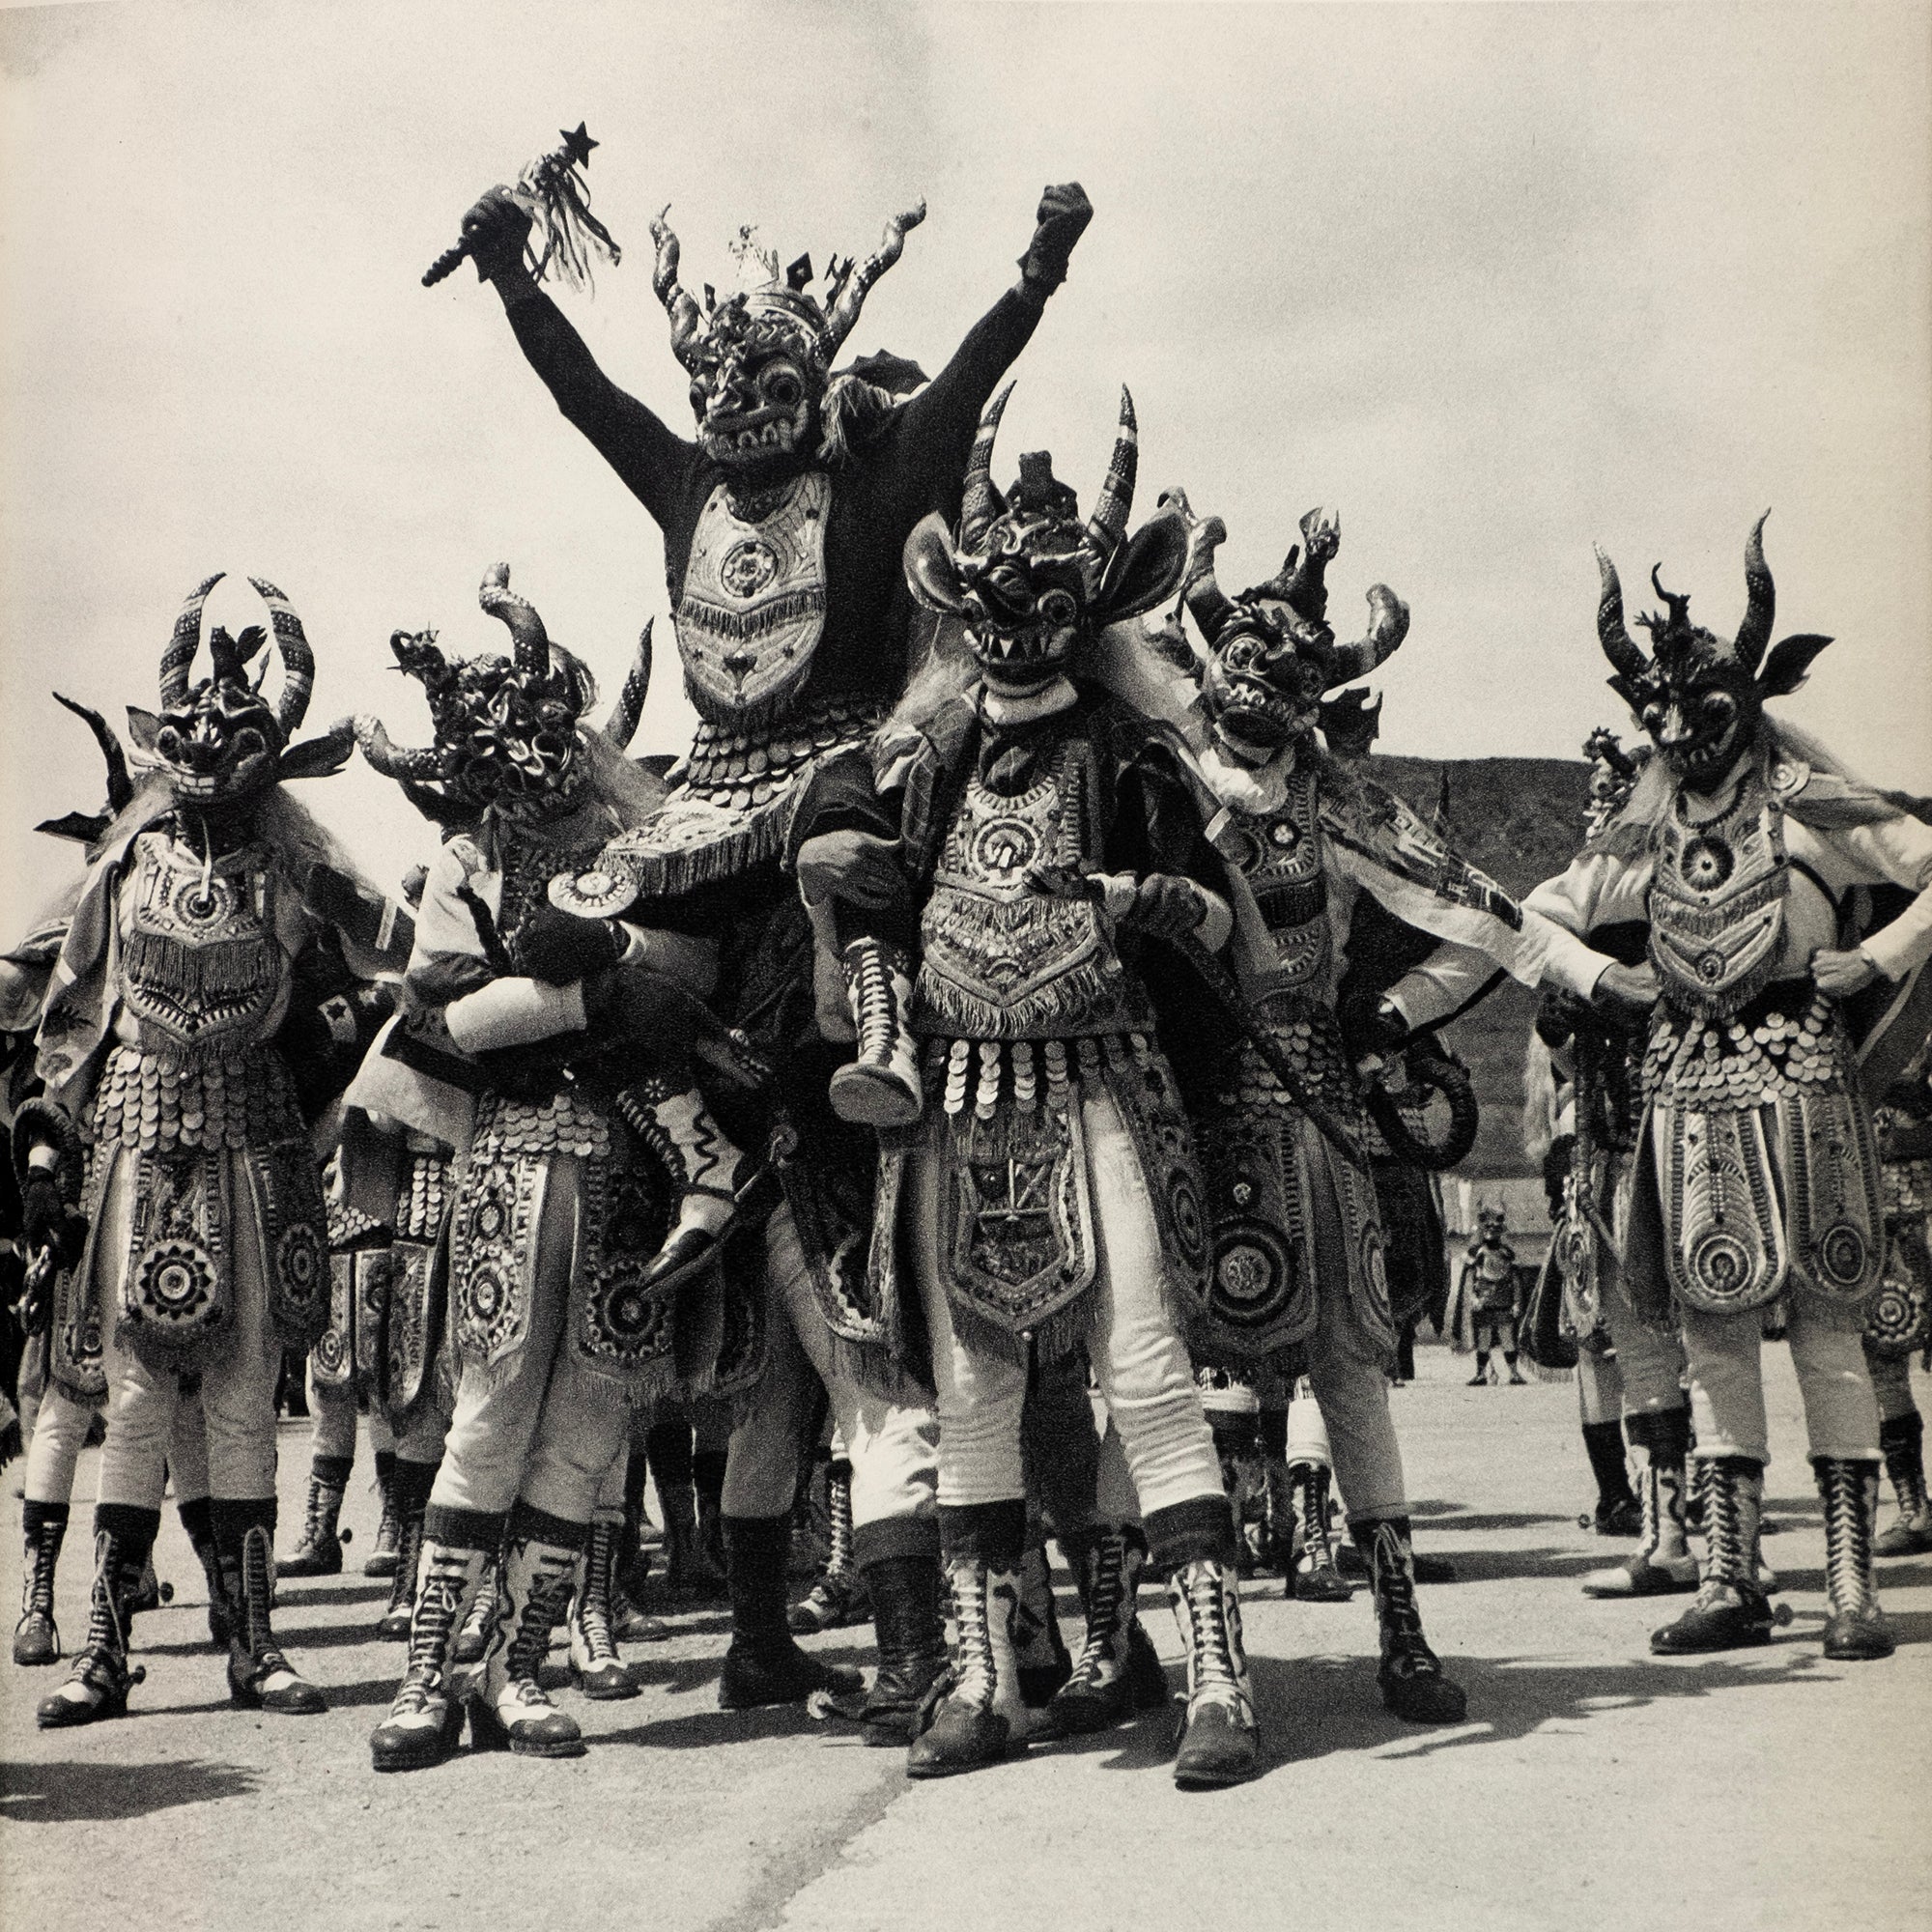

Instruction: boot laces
[404,1553,471,1685]
[1702,1464,1750,1587]
[851,950,897,1061]
[386,1513,425,1619]
[506,1553,577,1683]
[1066,1538,1127,1690]
[574,1526,619,1663]
[1820,1461,1878,1617]
[240,1526,295,1675]
[1179,1563,1240,1704]
[1293,1465,1336,1570]
[20,1524,58,1622]
[950,1567,998,1709]
[827,1470,855,1577]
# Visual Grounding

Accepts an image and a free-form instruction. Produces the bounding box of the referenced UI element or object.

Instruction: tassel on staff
[423,123,621,291]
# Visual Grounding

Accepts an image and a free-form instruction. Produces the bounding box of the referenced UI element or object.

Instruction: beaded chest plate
[1649,780,1789,1017]
[1208,767,1331,992]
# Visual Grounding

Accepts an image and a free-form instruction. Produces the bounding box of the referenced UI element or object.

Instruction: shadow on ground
[0,1757,260,1824]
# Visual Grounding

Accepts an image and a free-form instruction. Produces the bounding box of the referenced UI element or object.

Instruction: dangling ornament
[423,124,620,291]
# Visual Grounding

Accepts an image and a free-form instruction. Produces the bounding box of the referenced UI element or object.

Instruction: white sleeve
[1826,814,1932,981]
[444,978,587,1053]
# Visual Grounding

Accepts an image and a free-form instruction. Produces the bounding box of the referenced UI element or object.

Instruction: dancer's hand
[1590,961,1659,1016]
[795,831,907,910]
[1019,182,1094,293]
[461,185,533,283]
[1811,946,1879,997]
[1121,871,1208,939]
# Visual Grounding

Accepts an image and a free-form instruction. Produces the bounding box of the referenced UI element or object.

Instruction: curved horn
[160,573,224,707]
[1180,514,1236,641]
[603,619,653,749]
[477,563,550,676]
[52,692,131,813]
[1594,547,1650,684]
[1325,584,1410,686]
[650,207,705,373]
[354,714,445,781]
[1735,509,1774,673]
[1648,563,1691,634]
[1084,385,1139,564]
[959,383,1013,554]
[247,578,314,734]
[823,201,926,353]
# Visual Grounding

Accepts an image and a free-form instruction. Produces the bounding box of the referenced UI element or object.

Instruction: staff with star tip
[423,124,617,290]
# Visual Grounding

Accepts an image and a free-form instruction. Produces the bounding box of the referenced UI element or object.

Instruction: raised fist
[517,902,626,985]
[1019,182,1094,293]
[461,185,533,283]
[1121,872,1207,940]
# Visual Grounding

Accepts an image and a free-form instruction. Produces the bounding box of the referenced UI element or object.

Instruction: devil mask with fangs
[355,565,602,824]
[126,575,348,810]
[1595,514,1833,794]
[1176,504,1410,766]
[652,208,925,475]
[902,384,1190,699]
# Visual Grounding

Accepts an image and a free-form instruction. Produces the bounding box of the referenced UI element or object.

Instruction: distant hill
[1364,753,1591,1179]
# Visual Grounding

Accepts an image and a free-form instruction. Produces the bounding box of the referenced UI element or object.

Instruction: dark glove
[582,962,698,1045]
[1018,182,1094,294]
[462,185,534,284]
[517,903,628,985]
[1535,988,1585,1050]
[795,831,909,912]
[1119,872,1206,940]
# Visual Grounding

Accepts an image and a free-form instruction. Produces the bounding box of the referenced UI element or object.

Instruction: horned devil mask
[901,384,1190,698]
[1181,506,1409,763]
[1595,515,1833,793]
[650,206,925,474]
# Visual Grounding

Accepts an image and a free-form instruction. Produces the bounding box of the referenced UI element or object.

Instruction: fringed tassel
[915,958,1118,1042]
[623,803,791,901]
[520,145,620,294]
[947,1287,1094,1369]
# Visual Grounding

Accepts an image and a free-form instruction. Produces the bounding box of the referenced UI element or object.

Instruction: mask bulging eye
[1037,589,1078,630]
[761,366,804,410]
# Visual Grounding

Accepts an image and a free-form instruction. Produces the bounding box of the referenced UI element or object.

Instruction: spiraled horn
[1735,509,1774,674]
[1594,547,1650,685]
[960,383,1013,554]
[161,573,224,707]
[477,563,550,676]
[650,207,705,373]
[52,693,131,813]
[1325,585,1410,687]
[823,201,927,353]
[247,578,314,734]
[1084,386,1138,565]
[354,715,445,781]
[603,619,653,750]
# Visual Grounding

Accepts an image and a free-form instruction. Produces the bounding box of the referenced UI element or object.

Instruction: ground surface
[3,1342,1927,1932]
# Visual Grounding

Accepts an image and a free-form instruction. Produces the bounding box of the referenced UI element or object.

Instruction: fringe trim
[828,1331,933,1406]
[914,956,1119,1041]
[946,1285,1095,1368]
[620,798,792,900]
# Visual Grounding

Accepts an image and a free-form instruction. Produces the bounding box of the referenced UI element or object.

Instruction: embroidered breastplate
[675,470,833,727]
[119,834,284,1053]
[1648,775,1789,1017]
[915,742,1129,1039]
[1210,767,1331,993]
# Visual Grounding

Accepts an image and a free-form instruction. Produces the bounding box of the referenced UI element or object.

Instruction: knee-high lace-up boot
[907,1536,1029,1777]
[35,1515,152,1727]
[616,1080,744,1293]
[1815,1457,1896,1662]
[1354,1517,1467,1723]
[279,1456,350,1577]
[1876,1413,1932,1557]
[789,1458,869,1634]
[469,1514,587,1757]
[14,1501,67,1665]
[1583,1410,1699,1598]
[365,1450,403,1577]
[1167,1557,1258,1788]
[567,1517,639,1700]
[828,939,922,1129]
[1651,1457,1780,1654]
[1051,1524,1167,1733]
[220,1510,326,1715]
[1288,1462,1353,1604]
[378,1459,439,1640]
[177,1496,232,1647]
[369,1539,493,1771]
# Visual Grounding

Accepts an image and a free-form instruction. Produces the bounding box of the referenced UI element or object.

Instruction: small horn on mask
[1594,547,1650,685]
[823,201,926,353]
[1179,510,1236,641]
[1647,564,1691,634]
[1084,386,1139,565]
[960,383,1013,554]
[354,715,445,781]
[650,207,705,373]
[477,563,550,676]
[1734,510,1775,674]
[1326,584,1410,686]
[603,619,653,750]
[160,573,225,707]
[247,578,315,734]
[52,693,132,814]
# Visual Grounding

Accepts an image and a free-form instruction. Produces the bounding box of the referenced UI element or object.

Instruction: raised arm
[460,186,694,528]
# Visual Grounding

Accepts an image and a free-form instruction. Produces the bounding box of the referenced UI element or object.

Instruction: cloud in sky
[2,0,1925,902]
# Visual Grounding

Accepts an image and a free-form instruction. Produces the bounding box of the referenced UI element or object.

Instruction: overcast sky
[2,0,1926,905]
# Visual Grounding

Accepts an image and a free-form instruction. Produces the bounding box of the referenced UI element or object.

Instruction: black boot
[378,1459,438,1640]
[217,1503,327,1714]
[1582,1418,1643,1535]
[1051,1524,1164,1734]
[1288,1463,1354,1604]
[369,1537,493,1772]
[693,1450,730,1596]
[1466,1350,1491,1387]
[1652,1458,1777,1654]
[567,1518,640,1700]
[279,1455,350,1577]
[177,1495,233,1646]
[790,1458,869,1634]
[36,1509,154,1728]
[907,1502,1030,1777]
[14,1499,66,1665]
[1354,1517,1467,1723]
[1876,1412,1932,1557]
[719,1514,864,1710]
[364,1450,402,1578]
[1816,1456,1895,1661]
[856,1549,950,1747]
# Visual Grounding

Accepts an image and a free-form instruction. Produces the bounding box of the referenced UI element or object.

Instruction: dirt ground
[3,1340,1927,1932]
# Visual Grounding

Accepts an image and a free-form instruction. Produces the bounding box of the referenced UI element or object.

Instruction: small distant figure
[1457,1204,1525,1385]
